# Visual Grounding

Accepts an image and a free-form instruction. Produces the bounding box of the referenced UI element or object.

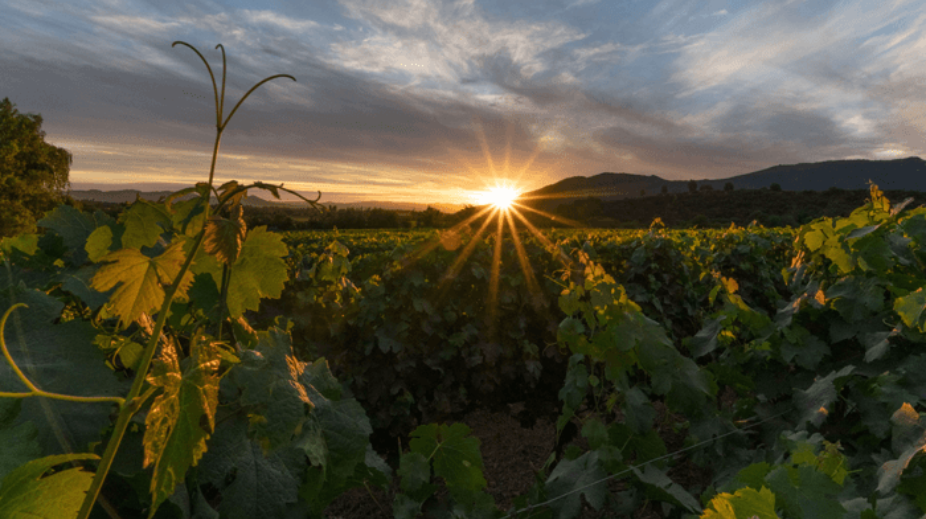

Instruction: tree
[687,180,697,193]
[418,206,443,228]
[724,182,734,192]
[661,185,668,195]
[0,98,71,236]
[640,189,646,197]
[770,183,782,192]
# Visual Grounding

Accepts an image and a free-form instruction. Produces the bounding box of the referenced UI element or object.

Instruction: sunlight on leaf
[143,337,221,516]
[203,205,247,264]
[91,241,194,329]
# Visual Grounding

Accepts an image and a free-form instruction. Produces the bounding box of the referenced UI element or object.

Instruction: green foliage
[0,453,98,519]
[91,241,194,329]
[203,206,247,264]
[198,419,304,519]
[0,400,39,481]
[395,422,494,517]
[0,98,71,237]
[143,337,222,515]
[0,287,128,454]
[7,110,926,519]
[702,486,779,519]
[545,451,608,518]
[195,226,288,318]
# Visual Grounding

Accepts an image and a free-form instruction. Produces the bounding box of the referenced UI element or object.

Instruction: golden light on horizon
[472,185,521,210]
[397,120,579,334]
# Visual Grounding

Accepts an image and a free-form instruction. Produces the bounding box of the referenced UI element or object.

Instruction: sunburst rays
[395,117,586,329]
[405,186,578,329]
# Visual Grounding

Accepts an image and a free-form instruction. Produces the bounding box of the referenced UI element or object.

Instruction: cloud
[572,42,623,64]
[240,10,320,32]
[332,0,586,82]
[3,0,926,204]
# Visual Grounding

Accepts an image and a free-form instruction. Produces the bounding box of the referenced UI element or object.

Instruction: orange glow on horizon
[471,185,521,210]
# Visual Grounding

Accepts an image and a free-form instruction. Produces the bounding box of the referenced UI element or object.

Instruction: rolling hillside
[523,156,926,209]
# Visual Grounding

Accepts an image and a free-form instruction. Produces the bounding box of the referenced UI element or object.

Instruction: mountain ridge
[523,156,926,209]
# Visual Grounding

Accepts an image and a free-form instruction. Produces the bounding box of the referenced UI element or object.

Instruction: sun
[473,186,521,210]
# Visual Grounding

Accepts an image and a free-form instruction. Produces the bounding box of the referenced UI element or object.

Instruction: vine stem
[76,215,212,519]
[0,304,125,405]
[76,41,297,518]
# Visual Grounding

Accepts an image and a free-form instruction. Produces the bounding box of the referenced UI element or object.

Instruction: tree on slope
[0,98,71,236]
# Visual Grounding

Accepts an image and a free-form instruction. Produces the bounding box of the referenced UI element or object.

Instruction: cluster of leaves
[6,177,926,519]
[0,185,386,518]
[511,184,926,518]
[545,225,793,342]
[281,229,568,434]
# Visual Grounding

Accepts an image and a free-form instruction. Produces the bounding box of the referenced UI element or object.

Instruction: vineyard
[3,43,926,519]
[3,182,926,518]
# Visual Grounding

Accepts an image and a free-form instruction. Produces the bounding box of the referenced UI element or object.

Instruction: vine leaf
[397,452,431,494]
[545,451,607,519]
[224,325,375,516]
[794,366,855,428]
[633,464,701,513]
[0,400,40,481]
[228,327,316,450]
[91,241,194,329]
[198,418,304,519]
[764,465,845,519]
[37,205,115,265]
[701,486,780,519]
[409,423,486,498]
[196,227,288,318]
[203,205,246,264]
[877,403,926,495]
[118,199,172,250]
[143,337,221,516]
[0,233,39,256]
[894,288,926,333]
[217,180,246,207]
[0,453,99,519]
[0,288,127,455]
[227,227,288,317]
[84,225,114,263]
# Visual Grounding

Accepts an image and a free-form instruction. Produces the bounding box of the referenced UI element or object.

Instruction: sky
[2,0,926,206]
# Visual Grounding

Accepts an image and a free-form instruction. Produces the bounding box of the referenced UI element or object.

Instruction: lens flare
[473,186,520,210]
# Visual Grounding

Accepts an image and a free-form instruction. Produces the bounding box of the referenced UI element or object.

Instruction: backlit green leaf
[84,225,113,263]
[203,205,246,264]
[895,288,926,332]
[91,241,193,329]
[701,486,779,519]
[143,337,221,516]
[118,199,172,250]
[0,453,99,519]
[225,227,288,318]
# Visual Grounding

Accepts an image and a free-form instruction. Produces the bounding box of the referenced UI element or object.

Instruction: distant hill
[69,189,463,213]
[523,157,926,209]
[323,201,463,213]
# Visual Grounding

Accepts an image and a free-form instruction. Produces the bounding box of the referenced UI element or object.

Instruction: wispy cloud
[2,0,925,203]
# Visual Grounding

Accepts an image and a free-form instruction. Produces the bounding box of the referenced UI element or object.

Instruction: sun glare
[474,186,520,210]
